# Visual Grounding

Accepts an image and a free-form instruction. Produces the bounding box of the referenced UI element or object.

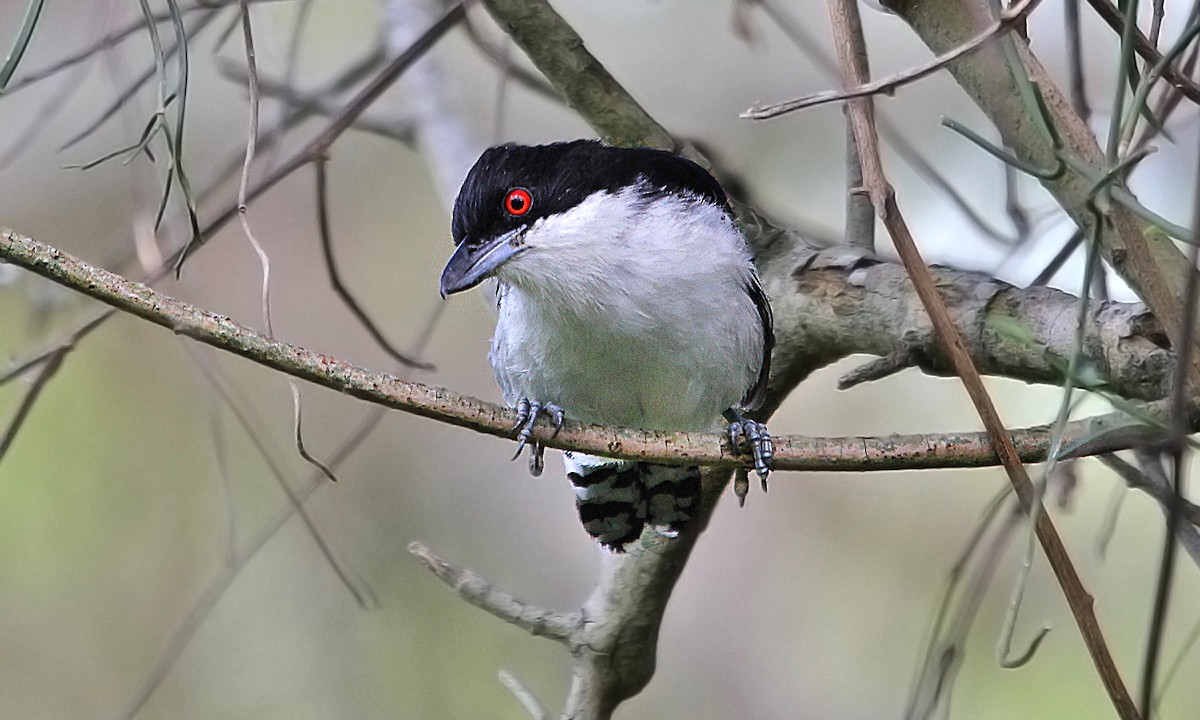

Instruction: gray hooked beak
[439,228,526,297]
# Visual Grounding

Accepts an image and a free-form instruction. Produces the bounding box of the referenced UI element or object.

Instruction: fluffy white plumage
[487,183,764,433]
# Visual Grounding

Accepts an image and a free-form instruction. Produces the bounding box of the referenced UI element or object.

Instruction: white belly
[489,273,762,432]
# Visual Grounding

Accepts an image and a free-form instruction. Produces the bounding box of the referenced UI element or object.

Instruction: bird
[439,139,774,550]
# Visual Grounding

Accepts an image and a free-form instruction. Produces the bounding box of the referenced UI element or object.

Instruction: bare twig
[838,349,917,389]
[461,9,560,103]
[891,0,1198,396]
[0,0,47,93]
[234,0,273,335]
[25,27,401,387]
[743,0,1040,119]
[1098,453,1200,565]
[887,145,1141,720]
[233,0,338,489]
[480,0,675,151]
[0,348,67,463]
[1083,0,1200,104]
[206,399,238,565]
[1139,92,1200,716]
[751,0,1020,245]
[383,0,483,204]
[408,542,577,640]
[290,383,339,483]
[217,61,414,142]
[2,0,298,97]
[498,670,551,720]
[0,309,109,387]
[1064,0,1092,124]
[831,0,876,251]
[314,159,431,369]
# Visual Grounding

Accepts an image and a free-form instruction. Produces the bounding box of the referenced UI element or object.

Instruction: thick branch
[770,244,1174,403]
[885,0,1200,387]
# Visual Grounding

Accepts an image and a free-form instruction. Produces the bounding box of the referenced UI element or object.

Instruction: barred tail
[641,464,702,537]
[565,453,701,551]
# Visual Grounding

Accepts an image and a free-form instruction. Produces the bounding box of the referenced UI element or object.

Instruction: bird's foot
[723,409,773,488]
[512,399,565,463]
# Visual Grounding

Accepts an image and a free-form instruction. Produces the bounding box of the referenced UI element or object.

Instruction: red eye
[504,188,532,216]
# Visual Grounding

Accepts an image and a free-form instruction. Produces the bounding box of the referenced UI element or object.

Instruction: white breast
[488,187,764,432]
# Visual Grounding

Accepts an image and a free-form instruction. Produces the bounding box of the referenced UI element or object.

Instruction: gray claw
[724,410,774,488]
[511,399,565,466]
[548,405,565,438]
[528,441,545,476]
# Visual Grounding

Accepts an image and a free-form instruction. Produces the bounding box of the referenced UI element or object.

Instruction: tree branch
[479,0,675,151]
[884,0,1200,390]
[1,226,1179,474]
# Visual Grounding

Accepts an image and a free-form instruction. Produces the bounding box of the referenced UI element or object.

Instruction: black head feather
[450,140,732,247]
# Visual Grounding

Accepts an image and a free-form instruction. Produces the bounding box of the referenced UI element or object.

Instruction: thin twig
[408,542,577,641]
[235,0,273,336]
[906,491,1019,719]
[1139,91,1200,716]
[882,171,1140,720]
[0,309,109,387]
[833,0,875,251]
[1064,0,1092,124]
[314,158,432,369]
[58,9,218,154]
[498,670,551,720]
[2,0,297,96]
[1084,0,1200,104]
[259,0,314,174]
[206,399,238,567]
[217,61,414,143]
[233,0,339,486]
[0,0,47,93]
[290,383,339,482]
[743,0,1040,119]
[0,348,67,463]
[461,8,560,103]
[752,0,1019,245]
[1098,453,1200,565]
[0,61,87,170]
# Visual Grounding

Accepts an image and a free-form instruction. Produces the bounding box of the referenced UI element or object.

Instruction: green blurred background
[1,1,1198,718]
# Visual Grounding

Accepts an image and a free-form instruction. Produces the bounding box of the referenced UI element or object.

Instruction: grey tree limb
[884,0,1200,387]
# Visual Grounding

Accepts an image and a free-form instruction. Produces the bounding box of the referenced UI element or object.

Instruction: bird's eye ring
[504,188,532,216]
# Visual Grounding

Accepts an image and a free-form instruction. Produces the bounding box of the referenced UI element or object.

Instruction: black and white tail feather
[566,452,702,551]
[440,140,774,551]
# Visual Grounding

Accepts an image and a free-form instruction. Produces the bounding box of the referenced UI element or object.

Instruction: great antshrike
[439,140,774,550]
